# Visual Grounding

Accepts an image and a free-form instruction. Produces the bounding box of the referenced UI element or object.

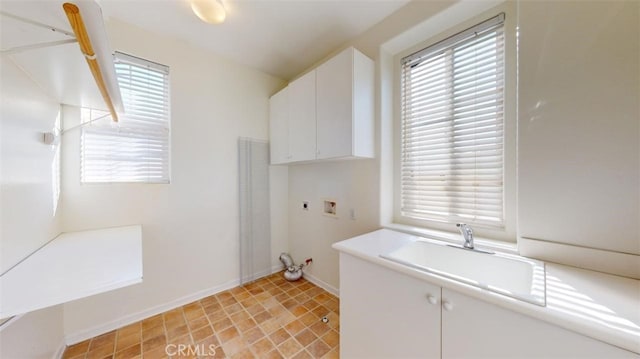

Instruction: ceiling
[0,0,409,110]
[97,0,410,79]
[1,0,114,110]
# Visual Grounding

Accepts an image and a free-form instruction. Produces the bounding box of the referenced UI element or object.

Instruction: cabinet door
[269,87,289,164]
[316,48,353,160]
[441,289,637,358]
[288,70,316,162]
[340,254,441,359]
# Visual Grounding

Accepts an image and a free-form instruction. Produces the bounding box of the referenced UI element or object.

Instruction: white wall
[61,18,286,341]
[287,1,465,291]
[0,308,64,359]
[0,58,63,274]
[0,57,65,357]
[289,0,640,288]
[288,161,379,291]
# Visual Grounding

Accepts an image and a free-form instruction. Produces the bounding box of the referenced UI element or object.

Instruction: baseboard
[242,265,284,283]
[53,339,66,359]
[65,266,283,345]
[302,272,340,297]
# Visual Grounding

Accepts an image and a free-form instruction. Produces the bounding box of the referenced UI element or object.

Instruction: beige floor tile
[141,315,163,331]
[291,350,313,359]
[294,329,317,347]
[258,318,281,335]
[116,332,142,352]
[322,348,340,359]
[222,336,247,356]
[321,329,339,349]
[63,340,91,358]
[118,323,142,338]
[114,343,141,359]
[306,339,331,358]
[166,324,190,341]
[277,338,303,358]
[218,326,240,343]
[283,320,306,336]
[89,331,116,351]
[142,325,165,341]
[142,334,166,353]
[269,328,290,346]
[192,325,214,342]
[235,318,257,332]
[61,276,339,359]
[251,337,275,357]
[232,347,255,359]
[243,326,265,345]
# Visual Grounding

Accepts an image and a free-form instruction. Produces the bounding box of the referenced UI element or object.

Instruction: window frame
[392,6,517,242]
[80,52,171,184]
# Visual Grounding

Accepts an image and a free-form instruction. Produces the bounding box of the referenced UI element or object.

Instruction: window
[81,52,170,183]
[399,14,505,229]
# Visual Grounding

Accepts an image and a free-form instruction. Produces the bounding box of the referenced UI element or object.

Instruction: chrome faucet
[457,223,474,249]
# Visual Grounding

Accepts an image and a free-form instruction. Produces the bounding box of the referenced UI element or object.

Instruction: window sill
[383,222,519,255]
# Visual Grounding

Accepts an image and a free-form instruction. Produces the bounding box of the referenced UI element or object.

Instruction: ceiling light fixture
[190,0,226,25]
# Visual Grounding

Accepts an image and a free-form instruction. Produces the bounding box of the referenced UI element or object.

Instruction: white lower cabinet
[441,289,636,359]
[340,254,441,358]
[340,253,637,359]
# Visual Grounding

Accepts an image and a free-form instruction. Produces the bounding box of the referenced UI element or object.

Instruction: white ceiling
[97,0,410,79]
[1,0,114,110]
[0,0,408,110]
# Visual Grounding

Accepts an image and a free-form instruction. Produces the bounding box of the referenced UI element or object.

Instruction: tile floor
[62,273,340,359]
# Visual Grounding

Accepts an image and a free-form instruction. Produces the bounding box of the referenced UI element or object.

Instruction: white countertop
[0,225,143,319]
[332,229,640,354]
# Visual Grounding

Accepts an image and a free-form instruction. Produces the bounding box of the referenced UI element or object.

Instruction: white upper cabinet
[269,87,289,165]
[316,47,374,160]
[288,70,317,162]
[269,46,374,165]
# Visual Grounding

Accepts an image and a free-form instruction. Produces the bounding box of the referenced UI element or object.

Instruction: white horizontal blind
[400,14,505,228]
[81,52,170,183]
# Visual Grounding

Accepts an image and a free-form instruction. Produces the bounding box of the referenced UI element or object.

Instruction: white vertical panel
[517,1,640,256]
[238,138,271,284]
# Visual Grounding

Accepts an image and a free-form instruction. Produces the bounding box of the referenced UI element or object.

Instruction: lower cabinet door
[340,253,441,358]
[441,288,638,358]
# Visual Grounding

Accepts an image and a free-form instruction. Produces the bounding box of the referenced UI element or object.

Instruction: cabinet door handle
[426,294,438,305]
[442,300,454,311]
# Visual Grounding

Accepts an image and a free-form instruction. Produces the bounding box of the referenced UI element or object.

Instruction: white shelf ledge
[0,225,142,319]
